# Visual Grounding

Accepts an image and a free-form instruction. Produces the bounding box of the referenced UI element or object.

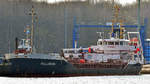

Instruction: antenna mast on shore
[137,0,141,31]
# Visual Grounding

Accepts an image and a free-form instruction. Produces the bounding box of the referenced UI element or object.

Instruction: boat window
[100,42,102,45]
[64,50,74,53]
[104,42,107,45]
[120,41,123,45]
[79,49,83,53]
[63,50,67,53]
[20,40,24,45]
[65,51,68,53]
[98,41,102,45]
[124,42,128,45]
[68,50,75,53]
[108,42,114,45]
[115,42,119,45]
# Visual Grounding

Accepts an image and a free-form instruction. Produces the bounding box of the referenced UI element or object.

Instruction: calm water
[0,75,150,84]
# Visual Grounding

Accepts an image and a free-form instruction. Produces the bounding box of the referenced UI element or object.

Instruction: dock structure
[141,39,150,74]
[141,64,150,74]
[144,39,150,64]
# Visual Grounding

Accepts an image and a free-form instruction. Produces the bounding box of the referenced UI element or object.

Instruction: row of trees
[0,0,149,54]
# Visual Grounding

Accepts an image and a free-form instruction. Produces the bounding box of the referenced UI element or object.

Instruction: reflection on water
[0,75,150,84]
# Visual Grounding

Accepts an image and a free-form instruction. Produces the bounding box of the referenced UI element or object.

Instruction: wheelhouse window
[124,42,128,45]
[68,50,75,53]
[64,50,75,53]
[115,42,119,45]
[108,42,114,45]
[104,42,107,45]
[20,40,24,45]
[120,41,123,45]
[119,41,128,45]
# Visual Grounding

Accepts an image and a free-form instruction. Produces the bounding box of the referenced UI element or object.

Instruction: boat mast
[111,0,114,35]
[29,5,37,53]
[111,0,124,39]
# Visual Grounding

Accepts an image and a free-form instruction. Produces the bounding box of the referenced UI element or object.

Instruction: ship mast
[29,5,37,53]
[111,0,124,39]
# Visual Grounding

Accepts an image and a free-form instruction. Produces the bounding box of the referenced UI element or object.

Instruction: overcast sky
[117,0,136,5]
[35,0,137,5]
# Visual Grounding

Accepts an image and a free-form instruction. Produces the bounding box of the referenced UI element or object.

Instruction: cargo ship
[0,4,144,77]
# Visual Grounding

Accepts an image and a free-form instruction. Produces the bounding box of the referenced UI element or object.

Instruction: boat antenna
[8,24,11,54]
[29,5,37,53]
